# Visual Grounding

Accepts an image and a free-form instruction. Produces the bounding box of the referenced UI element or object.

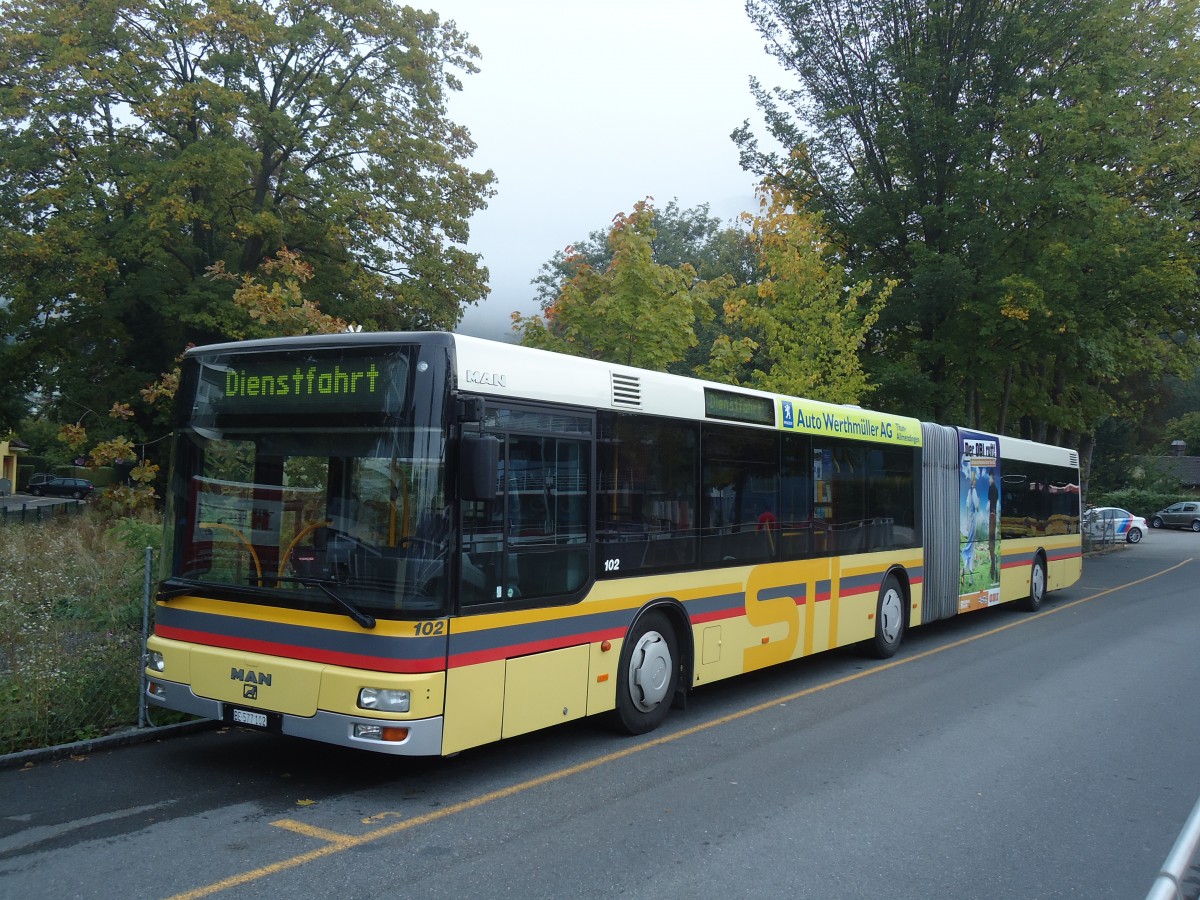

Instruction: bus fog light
[353,723,409,743]
[358,688,410,712]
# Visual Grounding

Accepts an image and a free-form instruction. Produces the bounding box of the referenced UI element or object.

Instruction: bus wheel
[871,575,905,659]
[1021,556,1047,612]
[612,611,679,735]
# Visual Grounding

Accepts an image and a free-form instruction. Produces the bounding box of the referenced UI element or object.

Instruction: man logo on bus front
[243,684,258,700]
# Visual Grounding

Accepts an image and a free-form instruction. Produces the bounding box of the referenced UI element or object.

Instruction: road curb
[0,719,218,770]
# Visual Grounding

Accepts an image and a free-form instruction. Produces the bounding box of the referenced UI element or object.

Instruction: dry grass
[0,512,161,755]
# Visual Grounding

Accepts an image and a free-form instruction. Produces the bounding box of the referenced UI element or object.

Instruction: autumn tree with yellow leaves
[699,186,894,405]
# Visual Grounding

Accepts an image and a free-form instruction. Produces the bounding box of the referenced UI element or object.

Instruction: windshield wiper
[275,576,376,629]
[156,584,197,600]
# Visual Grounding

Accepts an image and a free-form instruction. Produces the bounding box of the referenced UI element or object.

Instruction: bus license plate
[230,708,269,729]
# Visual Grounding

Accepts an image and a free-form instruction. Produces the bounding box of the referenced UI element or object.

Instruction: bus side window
[596,413,699,576]
[460,406,593,609]
[700,424,778,566]
[503,434,589,599]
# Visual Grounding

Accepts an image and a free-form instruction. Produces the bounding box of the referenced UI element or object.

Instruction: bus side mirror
[460,434,500,502]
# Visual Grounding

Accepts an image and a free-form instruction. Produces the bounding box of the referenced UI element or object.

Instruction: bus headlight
[358,688,410,712]
[147,651,165,672]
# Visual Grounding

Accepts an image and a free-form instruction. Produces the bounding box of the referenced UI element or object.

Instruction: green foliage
[106,515,164,554]
[530,199,757,375]
[515,201,733,371]
[1159,412,1200,455]
[698,186,893,404]
[0,0,495,431]
[737,0,1200,441]
[0,513,160,754]
[1087,417,1146,495]
[1087,489,1180,521]
[16,418,72,467]
[532,199,756,308]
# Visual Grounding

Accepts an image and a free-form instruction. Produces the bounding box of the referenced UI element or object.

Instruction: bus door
[445,402,595,752]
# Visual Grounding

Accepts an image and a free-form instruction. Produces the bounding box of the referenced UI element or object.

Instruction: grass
[0,511,164,756]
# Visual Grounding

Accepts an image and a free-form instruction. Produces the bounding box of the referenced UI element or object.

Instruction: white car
[1083,507,1147,544]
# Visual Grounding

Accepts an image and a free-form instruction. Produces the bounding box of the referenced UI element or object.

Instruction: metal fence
[1082,515,1124,550]
[0,499,87,524]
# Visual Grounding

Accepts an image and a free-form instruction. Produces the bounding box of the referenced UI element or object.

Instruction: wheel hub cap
[629,631,671,712]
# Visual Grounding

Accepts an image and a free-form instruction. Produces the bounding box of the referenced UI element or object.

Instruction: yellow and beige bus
[145,332,1082,754]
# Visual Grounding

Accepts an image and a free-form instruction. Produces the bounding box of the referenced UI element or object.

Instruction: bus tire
[611,610,679,735]
[871,574,905,659]
[1021,555,1047,612]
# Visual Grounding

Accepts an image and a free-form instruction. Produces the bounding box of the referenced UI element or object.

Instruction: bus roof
[183,331,1075,459]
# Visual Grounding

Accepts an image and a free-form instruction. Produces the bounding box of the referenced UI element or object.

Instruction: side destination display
[778,397,923,447]
[704,388,775,426]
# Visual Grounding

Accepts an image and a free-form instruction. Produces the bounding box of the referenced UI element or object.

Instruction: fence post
[138,546,154,729]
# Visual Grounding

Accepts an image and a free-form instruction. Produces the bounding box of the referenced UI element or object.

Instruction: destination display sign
[220,361,382,402]
[704,388,776,426]
[192,351,410,419]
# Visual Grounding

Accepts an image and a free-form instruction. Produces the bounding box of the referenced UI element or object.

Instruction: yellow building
[1,436,28,495]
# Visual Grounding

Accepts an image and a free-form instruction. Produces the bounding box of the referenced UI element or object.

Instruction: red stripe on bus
[840,582,881,599]
[690,606,745,625]
[155,625,444,674]
[449,627,626,668]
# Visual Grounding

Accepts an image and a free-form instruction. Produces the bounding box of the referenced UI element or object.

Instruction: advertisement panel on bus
[959,429,1001,611]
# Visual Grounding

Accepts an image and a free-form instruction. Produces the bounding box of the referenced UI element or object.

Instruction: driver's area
[175,426,450,617]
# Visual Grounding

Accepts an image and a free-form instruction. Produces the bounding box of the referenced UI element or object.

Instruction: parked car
[1150,501,1200,532]
[1083,506,1147,544]
[27,475,95,499]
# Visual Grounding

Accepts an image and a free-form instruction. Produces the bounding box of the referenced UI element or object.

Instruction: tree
[0,0,495,433]
[209,247,350,339]
[530,199,755,374]
[1160,412,1200,456]
[532,199,756,309]
[699,185,894,404]
[735,0,1200,445]
[514,201,733,371]
[44,246,351,514]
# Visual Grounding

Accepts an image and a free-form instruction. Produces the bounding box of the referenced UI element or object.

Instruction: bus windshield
[166,425,449,618]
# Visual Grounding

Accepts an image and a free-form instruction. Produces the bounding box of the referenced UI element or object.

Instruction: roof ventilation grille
[611,373,642,408]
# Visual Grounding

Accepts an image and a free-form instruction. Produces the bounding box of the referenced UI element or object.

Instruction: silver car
[1150,501,1200,532]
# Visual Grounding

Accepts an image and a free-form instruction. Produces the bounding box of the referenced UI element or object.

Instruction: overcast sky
[431,0,787,340]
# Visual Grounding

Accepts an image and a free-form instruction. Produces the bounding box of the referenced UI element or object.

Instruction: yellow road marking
[270,820,355,844]
[169,558,1192,900]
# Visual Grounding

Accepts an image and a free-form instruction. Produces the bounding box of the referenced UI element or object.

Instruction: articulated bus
[145,332,1082,754]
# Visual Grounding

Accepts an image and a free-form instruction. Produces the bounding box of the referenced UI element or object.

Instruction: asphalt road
[2,531,1198,900]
